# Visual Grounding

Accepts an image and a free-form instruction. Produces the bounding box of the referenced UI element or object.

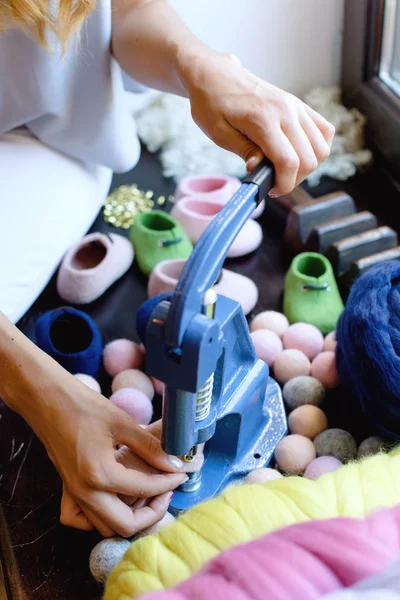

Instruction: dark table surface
[0,146,399,600]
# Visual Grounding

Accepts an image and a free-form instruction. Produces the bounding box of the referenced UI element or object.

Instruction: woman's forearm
[111,0,213,95]
[0,312,66,423]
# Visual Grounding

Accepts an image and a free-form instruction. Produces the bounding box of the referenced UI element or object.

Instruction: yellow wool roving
[104,447,400,600]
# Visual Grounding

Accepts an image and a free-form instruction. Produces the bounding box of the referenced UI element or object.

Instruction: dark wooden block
[307,211,378,254]
[339,246,400,294]
[325,226,398,277]
[283,191,356,250]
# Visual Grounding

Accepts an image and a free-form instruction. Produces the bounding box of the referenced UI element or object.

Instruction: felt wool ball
[311,351,339,389]
[151,376,165,397]
[283,376,325,411]
[112,369,154,400]
[273,349,311,384]
[323,331,337,352]
[314,428,357,463]
[244,468,283,484]
[274,434,316,474]
[250,311,289,338]
[137,511,175,538]
[251,329,283,367]
[103,339,144,377]
[358,436,389,458]
[109,388,153,425]
[288,405,328,439]
[74,373,101,393]
[89,537,131,584]
[303,456,343,480]
[282,323,324,360]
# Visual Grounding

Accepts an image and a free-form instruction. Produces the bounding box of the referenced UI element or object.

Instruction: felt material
[35,307,102,377]
[283,253,344,335]
[250,311,289,338]
[104,445,400,599]
[103,339,144,377]
[147,259,259,316]
[109,388,154,425]
[175,174,265,219]
[304,456,343,480]
[111,369,154,399]
[274,434,316,474]
[171,197,263,258]
[336,260,400,440]
[283,323,324,360]
[311,351,340,388]
[130,211,192,276]
[128,506,400,600]
[56,232,134,304]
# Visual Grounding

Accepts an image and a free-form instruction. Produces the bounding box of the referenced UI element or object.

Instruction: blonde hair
[0,0,96,48]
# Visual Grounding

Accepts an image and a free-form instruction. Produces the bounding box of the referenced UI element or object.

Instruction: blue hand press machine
[137,159,287,516]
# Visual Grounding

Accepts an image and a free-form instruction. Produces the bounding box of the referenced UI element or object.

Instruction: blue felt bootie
[35,307,102,377]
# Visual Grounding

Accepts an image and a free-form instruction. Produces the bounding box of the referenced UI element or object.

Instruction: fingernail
[246,156,260,171]
[168,455,183,469]
[170,492,175,500]
[268,188,279,199]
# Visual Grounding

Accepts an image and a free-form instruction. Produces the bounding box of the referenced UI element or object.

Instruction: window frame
[342,0,400,176]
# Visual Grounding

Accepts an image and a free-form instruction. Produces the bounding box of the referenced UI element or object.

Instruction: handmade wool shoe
[130,211,193,276]
[148,258,258,315]
[35,307,102,377]
[56,232,134,305]
[171,197,263,258]
[283,252,344,335]
[175,174,265,219]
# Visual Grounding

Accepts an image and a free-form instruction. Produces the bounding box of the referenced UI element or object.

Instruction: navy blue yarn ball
[336,260,400,440]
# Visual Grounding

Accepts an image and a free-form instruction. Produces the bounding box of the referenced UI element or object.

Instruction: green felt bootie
[283,252,344,334]
[130,211,193,276]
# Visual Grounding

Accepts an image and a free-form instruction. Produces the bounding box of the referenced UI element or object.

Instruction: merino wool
[336,261,400,439]
[104,447,400,600]
[130,506,400,600]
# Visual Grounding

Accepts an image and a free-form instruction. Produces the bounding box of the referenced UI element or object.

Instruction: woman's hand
[181,51,335,197]
[22,370,188,538]
[60,419,204,536]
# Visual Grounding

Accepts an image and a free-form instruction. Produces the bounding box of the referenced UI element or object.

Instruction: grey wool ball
[282,375,325,411]
[314,428,357,463]
[89,537,131,584]
[358,436,389,458]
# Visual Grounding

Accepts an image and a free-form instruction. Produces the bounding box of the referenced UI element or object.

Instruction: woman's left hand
[181,51,335,198]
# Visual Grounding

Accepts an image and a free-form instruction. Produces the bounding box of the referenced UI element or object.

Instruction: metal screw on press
[180,287,218,492]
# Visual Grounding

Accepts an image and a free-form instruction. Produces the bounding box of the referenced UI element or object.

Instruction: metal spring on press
[195,373,214,421]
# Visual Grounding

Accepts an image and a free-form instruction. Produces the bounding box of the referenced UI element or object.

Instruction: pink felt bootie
[171,197,263,258]
[148,258,258,315]
[57,232,134,304]
[175,174,264,219]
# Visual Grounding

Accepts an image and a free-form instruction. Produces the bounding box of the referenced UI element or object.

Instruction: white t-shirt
[0,0,142,172]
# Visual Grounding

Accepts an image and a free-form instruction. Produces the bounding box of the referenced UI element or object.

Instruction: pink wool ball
[251,329,283,367]
[111,369,154,400]
[109,388,153,425]
[274,434,316,474]
[282,323,324,360]
[323,331,337,352]
[74,373,101,393]
[303,456,343,480]
[273,349,311,384]
[151,376,165,397]
[311,351,339,389]
[250,311,289,338]
[244,468,283,484]
[288,405,328,439]
[103,339,144,377]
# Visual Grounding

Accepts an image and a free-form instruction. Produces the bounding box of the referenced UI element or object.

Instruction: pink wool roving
[251,329,283,367]
[273,349,311,384]
[103,339,143,377]
[311,351,340,389]
[109,388,153,425]
[140,505,400,600]
[283,323,324,360]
